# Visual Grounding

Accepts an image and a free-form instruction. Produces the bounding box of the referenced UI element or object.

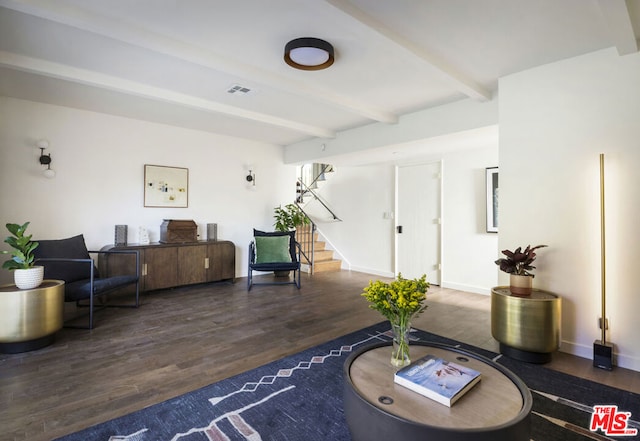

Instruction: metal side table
[0,280,65,353]
[491,286,561,363]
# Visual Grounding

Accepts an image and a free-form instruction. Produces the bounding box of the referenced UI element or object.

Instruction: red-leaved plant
[494,244,547,277]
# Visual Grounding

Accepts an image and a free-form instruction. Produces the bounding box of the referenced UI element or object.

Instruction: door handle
[397,226,403,234]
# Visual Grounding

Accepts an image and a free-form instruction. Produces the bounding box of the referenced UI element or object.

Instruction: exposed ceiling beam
[597,0,638,55]
[0,0,398,125]
[0,51,336,139]
[326,0,492,102]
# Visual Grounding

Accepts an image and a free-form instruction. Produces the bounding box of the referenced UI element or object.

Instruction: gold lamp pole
[594,153,613,370]
[600,153,606,345]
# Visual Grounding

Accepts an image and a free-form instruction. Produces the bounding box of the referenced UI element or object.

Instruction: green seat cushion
[255,235,292,263]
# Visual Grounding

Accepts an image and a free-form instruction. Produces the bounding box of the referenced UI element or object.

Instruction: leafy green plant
[273,204,310,232]
[2,222,39,270]
[494,244,547,277]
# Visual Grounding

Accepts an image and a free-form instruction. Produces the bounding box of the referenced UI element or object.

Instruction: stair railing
[301,163,333,190]
[294,208,316,275]
[296,178,341,222]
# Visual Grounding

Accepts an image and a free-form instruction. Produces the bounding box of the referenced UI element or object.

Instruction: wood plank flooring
[1,270,638,441]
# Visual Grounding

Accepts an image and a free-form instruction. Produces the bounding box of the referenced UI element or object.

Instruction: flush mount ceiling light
[284,37,334,71]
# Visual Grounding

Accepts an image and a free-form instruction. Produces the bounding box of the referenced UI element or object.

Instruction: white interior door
[396,162,441,285]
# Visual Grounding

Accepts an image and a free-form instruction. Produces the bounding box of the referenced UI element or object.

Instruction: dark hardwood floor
[1,270,638,441]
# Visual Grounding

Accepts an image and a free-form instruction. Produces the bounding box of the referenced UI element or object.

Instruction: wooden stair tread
[313,259,342,272]
[312,249,334,261]
[301,241,326,252]
[296,227,341,273]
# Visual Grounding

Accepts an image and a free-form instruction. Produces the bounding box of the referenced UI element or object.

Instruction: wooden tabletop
[347,344,525,430]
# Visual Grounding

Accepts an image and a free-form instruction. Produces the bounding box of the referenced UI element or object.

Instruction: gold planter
[491,286,561,363]
[0,280,65,353]
[509,274,533,296]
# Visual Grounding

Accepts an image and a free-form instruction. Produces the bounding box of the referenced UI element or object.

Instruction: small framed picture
[144,164,189,208]
[486,167,498,233]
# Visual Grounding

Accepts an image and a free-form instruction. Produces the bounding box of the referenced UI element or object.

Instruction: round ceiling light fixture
[284,37,334,71]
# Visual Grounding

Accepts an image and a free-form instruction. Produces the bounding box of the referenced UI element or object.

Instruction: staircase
[295,163,343,274]
[296,225,342,273]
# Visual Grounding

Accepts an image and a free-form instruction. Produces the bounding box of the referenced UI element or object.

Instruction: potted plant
[494,244,547,296]
[2,222,44,289]
[273,203,310,232]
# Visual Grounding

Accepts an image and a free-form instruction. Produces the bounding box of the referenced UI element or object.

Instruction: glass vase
[390,321,411,368]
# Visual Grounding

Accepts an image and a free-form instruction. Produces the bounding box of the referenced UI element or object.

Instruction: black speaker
[593,340,613,370]
[114,225,128,246]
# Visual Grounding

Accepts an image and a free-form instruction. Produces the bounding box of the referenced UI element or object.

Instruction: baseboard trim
[441,281,491,296]
[559,340,640,371]
[348,267,394,278]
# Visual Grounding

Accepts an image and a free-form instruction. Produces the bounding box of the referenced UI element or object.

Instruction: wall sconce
[37,139,55,178]
[246,170,256,186]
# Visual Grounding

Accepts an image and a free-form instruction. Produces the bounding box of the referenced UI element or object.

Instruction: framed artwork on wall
[144,164,189,208]
[486,167,499,233]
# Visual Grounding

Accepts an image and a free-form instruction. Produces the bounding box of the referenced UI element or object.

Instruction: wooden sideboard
[100,241,235,292]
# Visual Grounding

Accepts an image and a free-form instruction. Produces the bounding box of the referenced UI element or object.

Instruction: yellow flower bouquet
[362,273,429,366]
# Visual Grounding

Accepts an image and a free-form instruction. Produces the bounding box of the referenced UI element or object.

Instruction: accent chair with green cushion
[247,229,301,290]
[33,234,140,329]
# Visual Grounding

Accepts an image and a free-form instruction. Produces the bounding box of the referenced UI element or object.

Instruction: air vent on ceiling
[227,84,252,95]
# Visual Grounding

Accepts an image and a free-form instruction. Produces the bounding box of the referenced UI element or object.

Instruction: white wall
[301,144,499,292]
[309,163,397,277]
[0,97,296,284]
[499,48,640,370]
[441,146,499,294]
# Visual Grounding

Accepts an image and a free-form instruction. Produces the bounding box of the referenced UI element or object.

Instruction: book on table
[394,354,482,407]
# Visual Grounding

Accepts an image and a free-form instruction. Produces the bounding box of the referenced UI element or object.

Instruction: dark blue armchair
[247,229,301,290]
[34,234,139,329]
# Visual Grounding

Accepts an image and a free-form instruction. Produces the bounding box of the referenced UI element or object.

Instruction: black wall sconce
[246,170,255,186]
[37,139,55,178]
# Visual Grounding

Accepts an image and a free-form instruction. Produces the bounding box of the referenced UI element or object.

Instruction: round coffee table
[343,341,532,441]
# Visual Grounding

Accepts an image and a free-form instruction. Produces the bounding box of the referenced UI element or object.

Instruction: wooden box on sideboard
[160,219,197,243]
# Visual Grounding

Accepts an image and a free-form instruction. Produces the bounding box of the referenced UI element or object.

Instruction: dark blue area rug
[55,322,639,441]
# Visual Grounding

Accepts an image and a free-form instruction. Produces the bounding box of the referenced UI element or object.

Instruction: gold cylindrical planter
[0,280,65,353]
[491,286,561,363]
[509,274,533,296]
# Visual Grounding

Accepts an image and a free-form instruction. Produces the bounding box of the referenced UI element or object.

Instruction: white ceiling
[1,0,638,156]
